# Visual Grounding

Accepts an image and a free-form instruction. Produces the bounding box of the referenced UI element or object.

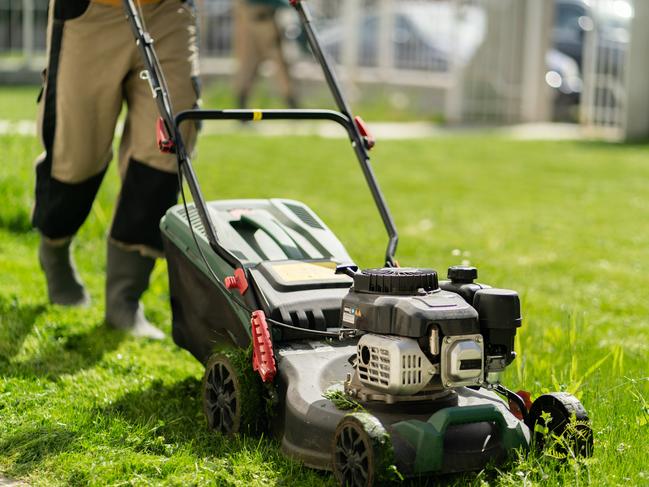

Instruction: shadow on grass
[97,377,337,484]
[0,424,78,478]
[0,296,46,362]
[574,139,649,150]
[98,378,499,487]
[1,314,126,380]
[99,377,223,452]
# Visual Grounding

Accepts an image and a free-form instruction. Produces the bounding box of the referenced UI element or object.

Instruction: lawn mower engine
[342,266,521,403]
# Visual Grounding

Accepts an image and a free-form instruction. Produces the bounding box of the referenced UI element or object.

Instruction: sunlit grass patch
[1,129,648,485]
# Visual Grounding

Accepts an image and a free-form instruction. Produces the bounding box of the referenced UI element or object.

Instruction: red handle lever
[354,116,375,150]
[156,117,175,154]
[251,310,276,383]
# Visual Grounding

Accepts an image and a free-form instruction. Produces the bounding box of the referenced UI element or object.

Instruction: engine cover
[356,334,436,395]
[342,267,521,397]
[342,268,479,338]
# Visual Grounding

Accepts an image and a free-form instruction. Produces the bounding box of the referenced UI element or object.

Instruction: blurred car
[546,48,583,120]
[316,2,486,72]
[549,0,631,119]
[554,0,631,69]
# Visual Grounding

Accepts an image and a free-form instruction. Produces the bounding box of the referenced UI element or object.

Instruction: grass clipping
[323,388,365,412]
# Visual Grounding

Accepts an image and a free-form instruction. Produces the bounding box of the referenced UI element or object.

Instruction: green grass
[0,82,438,123]
[1,127,648,486]
[0,85,40,121]
[201,80,442,122]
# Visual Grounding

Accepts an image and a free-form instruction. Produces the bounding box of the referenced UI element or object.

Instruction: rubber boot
[39,237,90,306]
[237,93,248,109]
[105,241,165,340]
[286,95,299,109]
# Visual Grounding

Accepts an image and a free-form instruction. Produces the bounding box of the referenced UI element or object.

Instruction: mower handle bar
[175,108,398,266]
[175,108,349,127]
[124,0,398,267]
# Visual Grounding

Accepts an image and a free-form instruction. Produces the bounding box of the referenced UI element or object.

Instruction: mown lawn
[0,82,438,124]
[1,119,648,485]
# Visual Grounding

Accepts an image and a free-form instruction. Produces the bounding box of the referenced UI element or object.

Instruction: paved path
[0,118,585,141]
[0,476,26,486]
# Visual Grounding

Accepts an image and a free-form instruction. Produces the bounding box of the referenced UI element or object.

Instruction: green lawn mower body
[162,198,354,359]
[124,0,594,482]
[161,198,537,479]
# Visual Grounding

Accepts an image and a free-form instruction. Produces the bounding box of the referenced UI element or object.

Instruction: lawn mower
[124,0,593,484]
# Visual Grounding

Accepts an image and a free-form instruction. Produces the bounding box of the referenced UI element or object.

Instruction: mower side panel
[275,341,357,469]
[163,233,251,363]
[391,398,528,474]
[161,207,253,364]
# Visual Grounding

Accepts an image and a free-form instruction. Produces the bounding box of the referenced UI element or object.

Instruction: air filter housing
[473,288,521,365]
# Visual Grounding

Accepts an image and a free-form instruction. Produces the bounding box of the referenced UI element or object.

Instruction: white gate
[580,0,633,139]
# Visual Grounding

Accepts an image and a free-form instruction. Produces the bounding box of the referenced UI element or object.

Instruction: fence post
[22,0,35,69]
[377,0,394,81]
[623,1,649,140]
[520,0,554,122]
[341,0,360,86]
[580,6,597,130]
[444,0,463,124]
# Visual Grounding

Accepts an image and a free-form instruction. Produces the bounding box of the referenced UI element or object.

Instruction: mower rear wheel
[527,392,593,458]
[202,350,264,436]
[332,412,395,487]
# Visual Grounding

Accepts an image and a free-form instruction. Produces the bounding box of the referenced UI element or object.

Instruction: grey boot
[39,237,90,306]
[105,241,165,340]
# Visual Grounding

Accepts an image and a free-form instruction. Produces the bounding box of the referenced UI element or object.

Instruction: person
[233,0,299,109]
[33,0,199,339]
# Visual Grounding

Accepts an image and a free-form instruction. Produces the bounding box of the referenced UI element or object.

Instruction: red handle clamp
[224,268,249,295]
[354,116,375,150]
[156,117,175,154]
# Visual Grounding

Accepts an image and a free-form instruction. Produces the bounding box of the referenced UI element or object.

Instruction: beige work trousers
[33,0,199,254]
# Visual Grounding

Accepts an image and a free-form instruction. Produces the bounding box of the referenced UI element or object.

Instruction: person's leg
[253,9,299,108]
[33,0,127,305]
[106,0,200,339]
[233,0,263,108]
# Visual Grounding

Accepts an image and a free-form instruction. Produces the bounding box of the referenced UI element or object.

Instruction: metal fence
[200,0,529,125]
[0,0,636,134]
[580,0,632,138]
[0,0,48,71]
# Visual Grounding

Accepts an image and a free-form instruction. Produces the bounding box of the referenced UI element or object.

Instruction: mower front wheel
[202,349,265,436]
[526,392,593,458]
[332,412,395,487]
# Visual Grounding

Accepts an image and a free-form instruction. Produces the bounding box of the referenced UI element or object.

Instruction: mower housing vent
[184,206,206,237]
[284,202,324,230]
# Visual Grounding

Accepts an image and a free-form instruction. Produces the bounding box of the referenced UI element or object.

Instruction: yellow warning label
[270,261,346,283]
[253,111,263,121]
